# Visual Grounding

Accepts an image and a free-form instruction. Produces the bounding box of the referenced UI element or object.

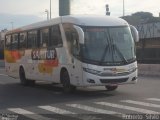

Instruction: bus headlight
[83,68,101,75]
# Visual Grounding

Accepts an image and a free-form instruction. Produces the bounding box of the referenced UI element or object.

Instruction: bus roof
[6,15,129,34]
[61,15,128,26]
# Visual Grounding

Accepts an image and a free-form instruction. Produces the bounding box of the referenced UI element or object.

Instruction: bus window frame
[40,27,49,48]
[5,34,12,50]
[19,32,27,50]
[27,30,38,49]
[49,25,63,48]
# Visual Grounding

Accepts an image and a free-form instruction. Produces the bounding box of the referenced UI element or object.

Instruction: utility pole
[123,0,125,16]
[45,9,49,20]
[50,0,52,19]
[11,22,14,30]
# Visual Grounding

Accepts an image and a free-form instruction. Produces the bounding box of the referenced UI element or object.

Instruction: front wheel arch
[19,66,28,86]
[19,66,35,86]
[60,68,76,93]
[60,67,68,84]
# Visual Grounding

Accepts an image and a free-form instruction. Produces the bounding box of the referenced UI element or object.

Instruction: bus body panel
[4,15,138,89]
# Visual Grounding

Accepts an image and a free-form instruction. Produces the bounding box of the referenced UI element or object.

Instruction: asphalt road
[0,69,160,120]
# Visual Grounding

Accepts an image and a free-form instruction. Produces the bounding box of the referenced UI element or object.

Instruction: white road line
[38,106,76,114]
[96,102,159,114]
[67,104,121,115]
[8,108,53,120]
[122,100,160,108]
[147,98,160,102]
[38,105,93,120]
[0,74,8,77]
[8,108,34,114]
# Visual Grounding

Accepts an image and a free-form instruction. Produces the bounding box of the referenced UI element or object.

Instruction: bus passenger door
[69,33,83,86]
[63,24,84,86]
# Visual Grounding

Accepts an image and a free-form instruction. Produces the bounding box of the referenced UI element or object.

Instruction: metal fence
[136,22,160,64]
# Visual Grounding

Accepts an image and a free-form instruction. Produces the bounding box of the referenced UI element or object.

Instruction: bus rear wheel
[61,70,76,93]
[19,67,35,86]
[105,85,118,91]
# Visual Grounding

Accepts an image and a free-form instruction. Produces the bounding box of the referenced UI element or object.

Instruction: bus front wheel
[105,85,118,91]
[61,70,76,93]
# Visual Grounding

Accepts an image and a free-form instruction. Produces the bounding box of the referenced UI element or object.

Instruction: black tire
[105,85,118,91]
[19,67,35,86]
[61,70,76,93]
[19,67,28,86]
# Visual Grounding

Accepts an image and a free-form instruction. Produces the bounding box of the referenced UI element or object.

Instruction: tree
[132,12,153,19]
[122,12,159,25]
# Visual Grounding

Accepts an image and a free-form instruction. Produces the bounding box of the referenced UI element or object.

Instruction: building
[0,29,7,59]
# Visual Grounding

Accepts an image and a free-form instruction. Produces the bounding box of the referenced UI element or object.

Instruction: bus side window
[19,33,27,49]
[5,35,12,50]
[50,25,63,47]
[12,34,19,50]
[27,31,38,49]
[40,28,49,48]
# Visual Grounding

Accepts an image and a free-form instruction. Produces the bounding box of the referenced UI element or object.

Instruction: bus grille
[100,78,129,84]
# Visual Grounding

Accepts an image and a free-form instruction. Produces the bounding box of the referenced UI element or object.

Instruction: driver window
[71,32,79,56]
[63,23,80,56]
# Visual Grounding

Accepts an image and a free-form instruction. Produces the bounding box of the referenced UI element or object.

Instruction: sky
[0,0,160,29]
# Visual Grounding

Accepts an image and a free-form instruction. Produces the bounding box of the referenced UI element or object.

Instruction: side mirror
[73,25,84,44]
[130,25,139,42]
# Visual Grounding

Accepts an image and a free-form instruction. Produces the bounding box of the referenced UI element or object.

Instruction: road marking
[147,98,160,102]
[96,102,159,114]
[38,106,76,114]
[8,108,34,114]
[67,104,121,115]
[38,105,96,120]
[0,74,8,77]
[122,100,160,108]
[8,108,53,120]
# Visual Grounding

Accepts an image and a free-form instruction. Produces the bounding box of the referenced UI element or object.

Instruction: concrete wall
[136,22,160,39]
[138,64,160,77]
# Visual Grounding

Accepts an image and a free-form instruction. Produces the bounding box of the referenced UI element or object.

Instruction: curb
[0,60,5,68]
[0,68,5,74]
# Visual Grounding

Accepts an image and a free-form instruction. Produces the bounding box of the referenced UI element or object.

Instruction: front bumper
[82,70,138,87]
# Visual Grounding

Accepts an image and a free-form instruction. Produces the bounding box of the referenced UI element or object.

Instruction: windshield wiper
[99,29,112,65]
[99,44,109,65]
[109,36,128,64]
[112,44,128,64]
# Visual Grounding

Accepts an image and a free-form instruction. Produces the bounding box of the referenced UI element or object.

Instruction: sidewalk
[0,60,5,74]
[0,68,5,74]
[0,60,4,68]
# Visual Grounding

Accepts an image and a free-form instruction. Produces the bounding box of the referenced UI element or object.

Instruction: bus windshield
[80,26,136,66]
